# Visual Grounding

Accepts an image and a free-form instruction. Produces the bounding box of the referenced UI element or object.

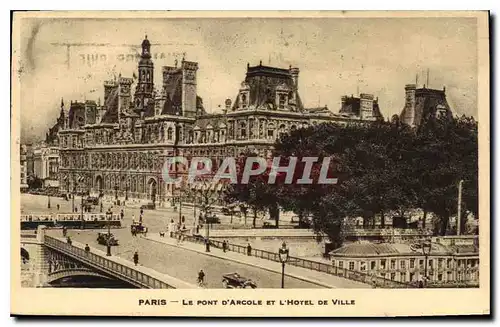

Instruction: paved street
[45,229,321,289]
[23,194,322,288]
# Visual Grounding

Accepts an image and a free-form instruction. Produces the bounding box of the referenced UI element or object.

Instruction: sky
[17,16,478,143]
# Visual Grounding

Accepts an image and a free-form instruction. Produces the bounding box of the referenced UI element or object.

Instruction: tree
[413,115,478,235]
[28,175,43,190]
[224,152,280,228]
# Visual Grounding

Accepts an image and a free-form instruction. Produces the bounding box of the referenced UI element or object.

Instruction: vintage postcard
[11,11,490,317]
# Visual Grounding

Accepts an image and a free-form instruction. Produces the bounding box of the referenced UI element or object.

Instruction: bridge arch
[47,268,114,284]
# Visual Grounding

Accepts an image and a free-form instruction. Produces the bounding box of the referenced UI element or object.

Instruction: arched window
[279,124,287,138]
[160,126,165,141]
[188,130,194,144]
[267,123,275,139]
[167,127,173,140]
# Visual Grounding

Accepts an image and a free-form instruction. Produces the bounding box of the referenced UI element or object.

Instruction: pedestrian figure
[205,238,210,252]
[140,208,144,216]
[85,244,90,253]
[247,243,252,256]
[139,214,143,223]
[198,269,205,286]
[66,236,72,245]
[133,251,139,266]
[222,240,227,253]
[181,215,185,224]
[57,204,60,211]
[120,209,124,220]
[169,219,175,238]
[62,226,67,237]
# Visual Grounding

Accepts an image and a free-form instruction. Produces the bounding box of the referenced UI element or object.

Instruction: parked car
[222,273,257,289]
[140,202,156,210]
[97,232,119,246]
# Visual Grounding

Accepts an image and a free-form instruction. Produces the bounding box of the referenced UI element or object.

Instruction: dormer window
[279,94,286,109]
[436,105,447,118]
[241,93,248,109]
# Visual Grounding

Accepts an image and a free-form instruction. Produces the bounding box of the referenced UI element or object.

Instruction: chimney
[341,95,348,108]
[224,98,232,113]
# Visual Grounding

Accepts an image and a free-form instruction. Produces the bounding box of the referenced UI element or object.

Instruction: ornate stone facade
[57,37,384,206]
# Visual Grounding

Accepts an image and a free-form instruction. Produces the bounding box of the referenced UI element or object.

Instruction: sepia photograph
[10,10,490,317]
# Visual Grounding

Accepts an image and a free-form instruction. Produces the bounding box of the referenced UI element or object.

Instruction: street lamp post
[80,188,84,229]
[422,240,432,287]
[193,190,197,229]
[47,194,51,209]
[278,242,290,288]
[105,209,112,256]
[72,181,76,212]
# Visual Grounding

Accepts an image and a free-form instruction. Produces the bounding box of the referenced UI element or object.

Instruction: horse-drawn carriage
[131,222,148,235]
[97,232,119,246]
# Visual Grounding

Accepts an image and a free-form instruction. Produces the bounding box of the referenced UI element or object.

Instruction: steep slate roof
[194,114,227,129]
[161,69,183,115]
[68,102,86,128]
[232,64,304,111]
[100,86,119,123]
[400,87,453,127]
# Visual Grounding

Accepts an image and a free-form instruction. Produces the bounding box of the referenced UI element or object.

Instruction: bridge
[21,226,197,289]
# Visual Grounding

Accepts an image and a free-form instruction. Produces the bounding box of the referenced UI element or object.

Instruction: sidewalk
[143,234,369,289]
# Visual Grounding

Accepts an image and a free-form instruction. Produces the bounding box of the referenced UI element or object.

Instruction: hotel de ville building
[48,36,384,207]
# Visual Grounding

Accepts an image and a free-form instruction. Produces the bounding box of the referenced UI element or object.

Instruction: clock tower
[134,35,154,112]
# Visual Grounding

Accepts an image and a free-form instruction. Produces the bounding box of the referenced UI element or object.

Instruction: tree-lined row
[225,115,478,245]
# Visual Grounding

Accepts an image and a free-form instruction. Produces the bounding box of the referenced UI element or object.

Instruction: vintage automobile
[140,202,156,210]
[222,273,257,289]
[131,222,148,235]
[97,232,119,246]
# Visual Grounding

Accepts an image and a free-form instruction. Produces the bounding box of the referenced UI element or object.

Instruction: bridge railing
[44,236,175,289]
[176,233,415,288]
